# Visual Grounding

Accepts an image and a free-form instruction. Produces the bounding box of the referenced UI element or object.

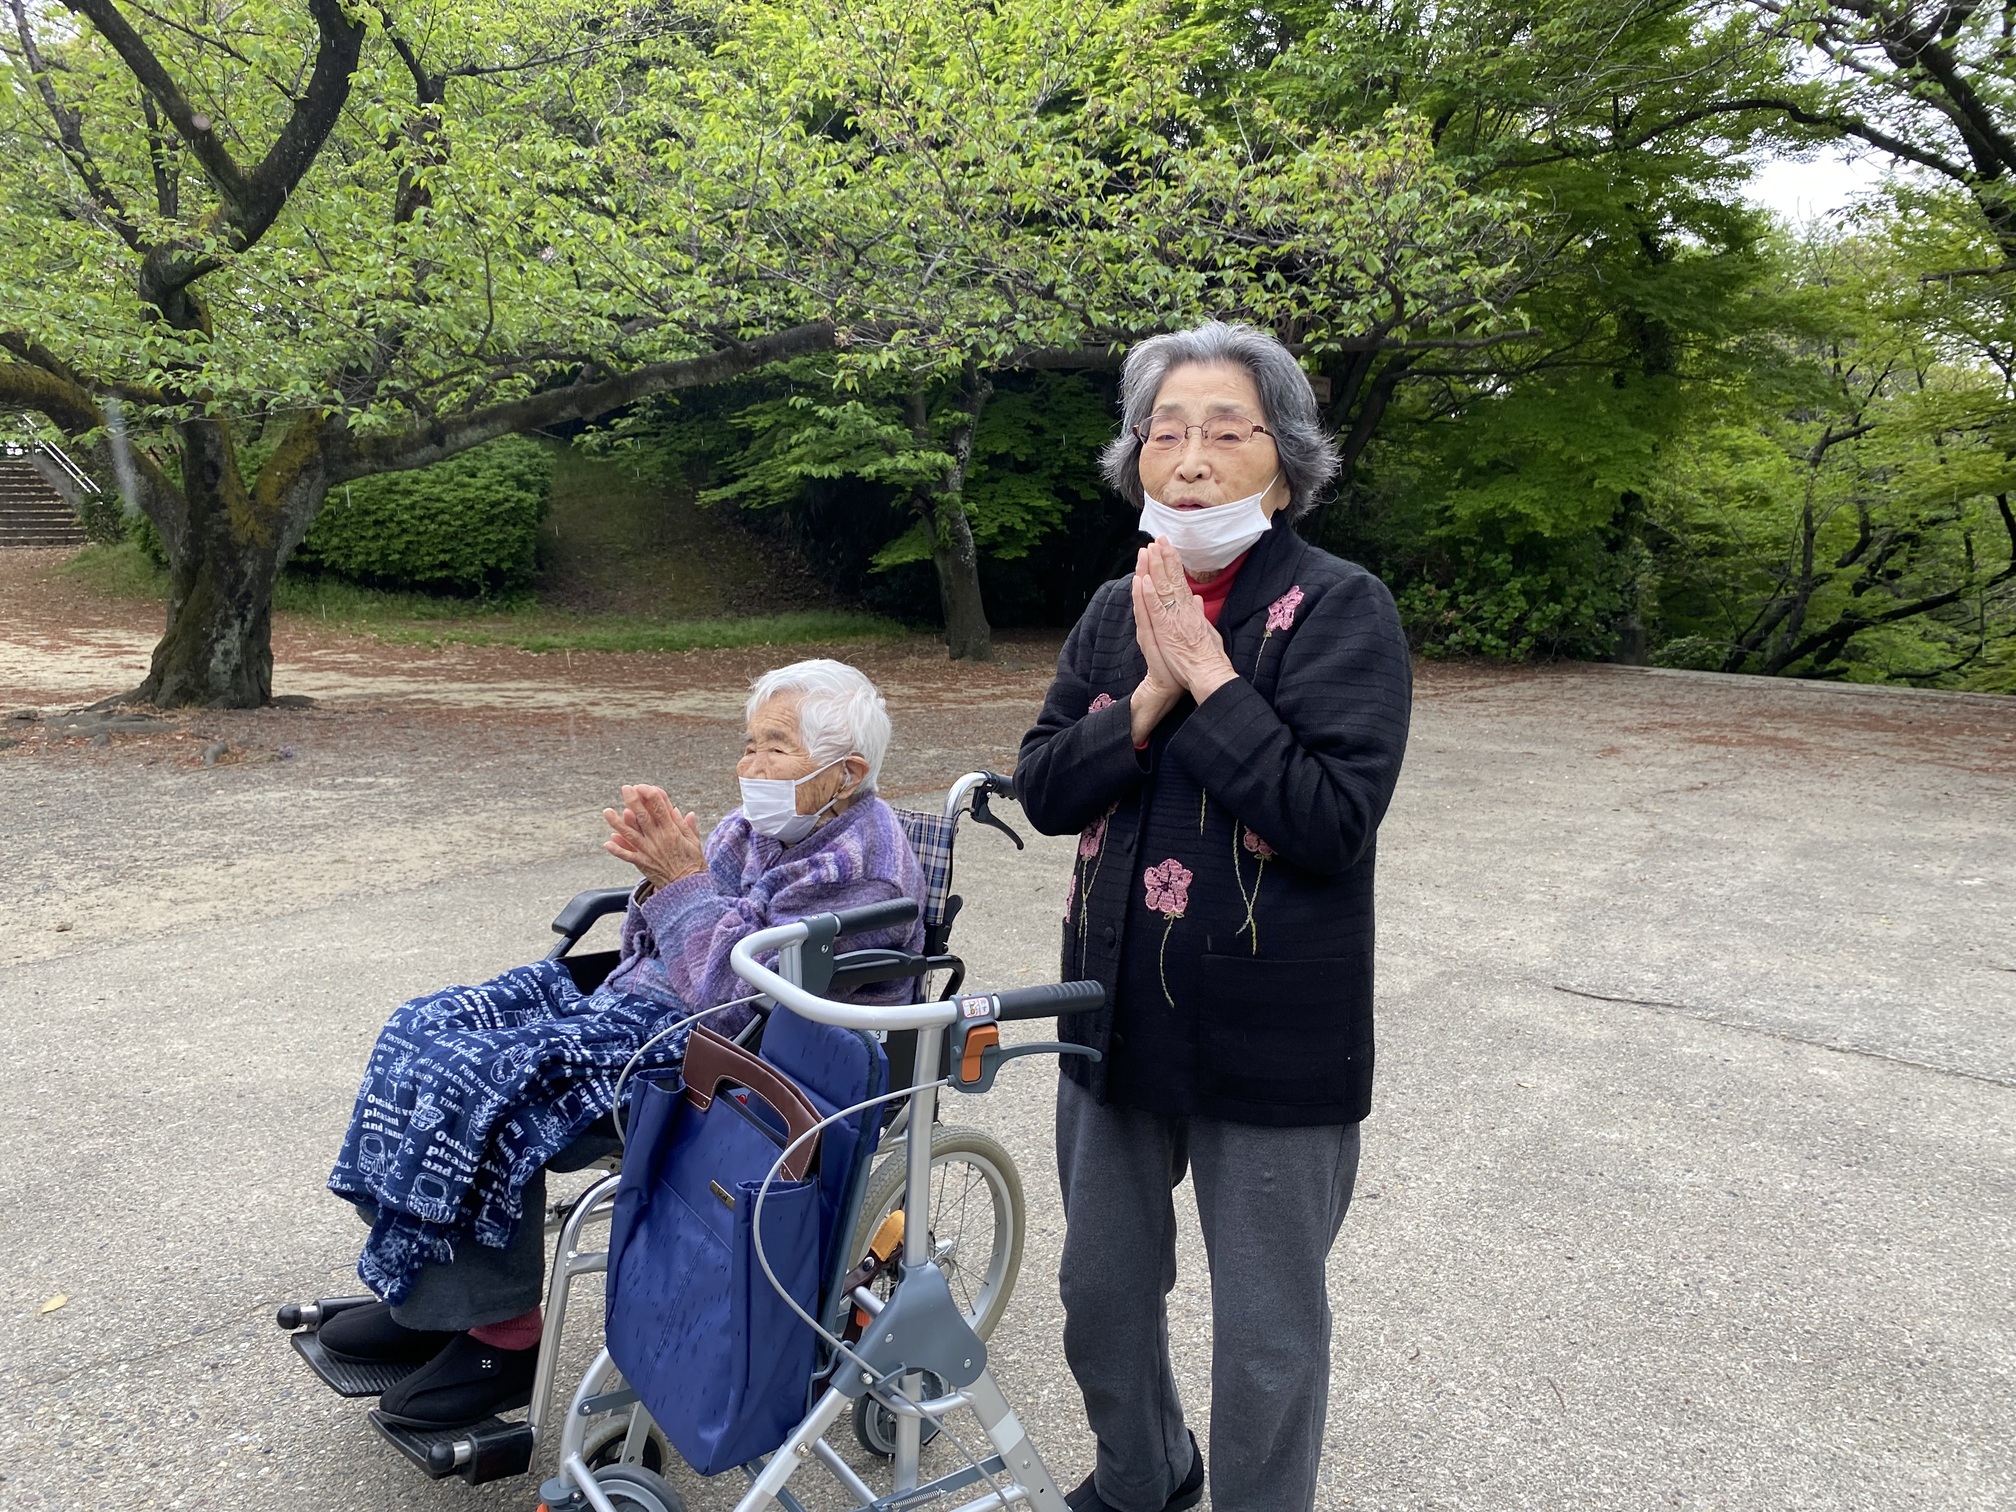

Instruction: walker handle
[829,898,921,937]
[991,980,1107,1021]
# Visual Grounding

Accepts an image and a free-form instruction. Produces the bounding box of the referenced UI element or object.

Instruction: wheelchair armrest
[828,948,959,992]
[548,886,635,952]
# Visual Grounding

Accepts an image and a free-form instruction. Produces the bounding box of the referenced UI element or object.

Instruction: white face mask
[1138,472,1280,572]
[739,758,850,845]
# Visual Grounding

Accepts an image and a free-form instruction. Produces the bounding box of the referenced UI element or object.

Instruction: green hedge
[294,436,552,595]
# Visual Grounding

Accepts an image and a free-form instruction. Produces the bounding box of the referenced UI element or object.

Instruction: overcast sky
[1743,147,1893,224]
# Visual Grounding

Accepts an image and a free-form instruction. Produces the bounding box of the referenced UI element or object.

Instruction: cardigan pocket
[1193,952,1372,1107]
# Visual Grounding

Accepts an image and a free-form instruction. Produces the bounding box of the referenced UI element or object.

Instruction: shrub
[131,510,166,565]
[1395,552,1625,661]
[75,489,129,545]
[1650,634,1730,672]
[294,436,552,595]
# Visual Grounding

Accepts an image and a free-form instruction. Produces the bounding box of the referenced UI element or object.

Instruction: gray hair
[746,659,892,790]
[1099,320,1341,521]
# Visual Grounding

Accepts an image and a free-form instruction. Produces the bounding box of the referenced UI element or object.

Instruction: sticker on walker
[957,995,995,1019]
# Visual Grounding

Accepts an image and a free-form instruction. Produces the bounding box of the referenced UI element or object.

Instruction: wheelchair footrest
[368,1410,534,1484]
[288,1328,424,1399]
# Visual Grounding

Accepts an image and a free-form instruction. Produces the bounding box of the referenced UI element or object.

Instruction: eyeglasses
[1132,414,1276,452]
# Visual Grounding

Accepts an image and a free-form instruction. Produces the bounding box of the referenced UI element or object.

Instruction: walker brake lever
[948,995,1099,1095]
[968,789,1025,850]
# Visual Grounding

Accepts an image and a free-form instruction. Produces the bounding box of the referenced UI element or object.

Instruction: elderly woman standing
[1015,322,1411,1512]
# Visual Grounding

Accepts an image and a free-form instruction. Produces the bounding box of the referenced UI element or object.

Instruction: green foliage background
[5,0,2013,689]
[291,437,553,596]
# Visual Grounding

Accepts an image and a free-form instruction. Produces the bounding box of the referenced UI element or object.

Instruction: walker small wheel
[851,1372,947,1459]
[581,1413,669,1474]
[586,1463,685,1512]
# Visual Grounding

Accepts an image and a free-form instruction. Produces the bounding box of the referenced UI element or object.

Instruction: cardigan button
[1101,925,1115,948]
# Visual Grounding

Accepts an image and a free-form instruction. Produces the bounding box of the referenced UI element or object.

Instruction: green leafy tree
[611,0,1528,655]
[1651,214,2016,683]
[1217,2,1815,660]
[0,0,837,706]
[3,0,1526,685]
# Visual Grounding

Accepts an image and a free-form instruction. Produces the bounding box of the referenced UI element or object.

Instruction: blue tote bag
[605,1020,885,1476]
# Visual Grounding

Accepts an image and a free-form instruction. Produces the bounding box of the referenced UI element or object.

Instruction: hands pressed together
[603,783,708,890]
[1129,537,1239,746]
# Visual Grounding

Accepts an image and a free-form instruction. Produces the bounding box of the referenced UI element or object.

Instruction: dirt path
[5,546,2011,978]
[0,549,1064,969]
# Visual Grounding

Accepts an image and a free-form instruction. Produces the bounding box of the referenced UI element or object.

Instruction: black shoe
[374,1332,538,1428]
[317,1301,455,1365]
[1066,1430,1204,1512]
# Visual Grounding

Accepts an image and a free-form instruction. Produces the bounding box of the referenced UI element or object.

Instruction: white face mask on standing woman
[739,758,848,844]
[1138,471,1280,573]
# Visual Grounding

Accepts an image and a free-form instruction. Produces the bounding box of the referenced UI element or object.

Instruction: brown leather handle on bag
[681,1025,823,1181]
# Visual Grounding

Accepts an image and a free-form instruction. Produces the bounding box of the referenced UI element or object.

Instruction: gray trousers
[1055,1074,1361,1512]
[383,1169,549,1331]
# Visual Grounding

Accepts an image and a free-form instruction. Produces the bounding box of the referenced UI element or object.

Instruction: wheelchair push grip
[827,897,920,936]
[991,979,1107,1021]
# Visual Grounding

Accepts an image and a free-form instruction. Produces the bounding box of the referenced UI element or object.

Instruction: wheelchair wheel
[852,1370,946,1459]
[852,1125,1024,1340]
[585,1463,685,1512]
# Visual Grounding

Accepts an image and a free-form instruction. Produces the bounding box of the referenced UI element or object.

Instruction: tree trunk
[907,374,995,662]
[137,533,279,707]
[932,496,992,661]
[129,418,321,708]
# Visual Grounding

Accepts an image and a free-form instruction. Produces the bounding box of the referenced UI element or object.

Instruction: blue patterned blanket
[327,960,695,1305]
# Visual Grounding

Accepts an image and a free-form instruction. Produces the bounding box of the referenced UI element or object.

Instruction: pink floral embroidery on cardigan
[1266,586,1305,632]
[1069,801,1118,968]
[1236,826,1275,952]
[1144,858,1192,917]
[1088,692,1115,713]
[1254,585,1306,675]
[1144,858,1194,1006]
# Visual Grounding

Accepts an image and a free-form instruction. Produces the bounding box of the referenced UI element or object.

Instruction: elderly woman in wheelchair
[316,659,925,1430]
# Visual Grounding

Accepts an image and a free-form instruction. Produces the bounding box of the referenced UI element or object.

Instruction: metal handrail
[3,420,100,495]
[38,439,99,495]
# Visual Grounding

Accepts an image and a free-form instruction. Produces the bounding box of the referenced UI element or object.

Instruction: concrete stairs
[0,454,87,548]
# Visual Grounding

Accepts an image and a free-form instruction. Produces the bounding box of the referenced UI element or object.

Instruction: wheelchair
[277,771,1037,1493]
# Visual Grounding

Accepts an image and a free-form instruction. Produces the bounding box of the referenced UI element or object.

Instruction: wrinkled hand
[603,784,706,889]
[1139,538,1238,707]
[1129,548,1183,745]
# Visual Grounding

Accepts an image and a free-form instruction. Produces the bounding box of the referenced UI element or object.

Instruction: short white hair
[746,659,892,790]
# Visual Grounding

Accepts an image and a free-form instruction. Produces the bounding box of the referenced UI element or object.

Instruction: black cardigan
[1014,520,1411,1126]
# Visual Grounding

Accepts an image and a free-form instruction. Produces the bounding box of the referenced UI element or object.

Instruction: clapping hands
[602,784,707,889]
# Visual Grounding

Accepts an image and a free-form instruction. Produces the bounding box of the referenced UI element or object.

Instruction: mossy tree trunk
[131,416,331,707]
[907,369,995,662]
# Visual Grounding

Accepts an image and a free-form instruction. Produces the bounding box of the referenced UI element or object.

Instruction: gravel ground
[2,550,2012,1511]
